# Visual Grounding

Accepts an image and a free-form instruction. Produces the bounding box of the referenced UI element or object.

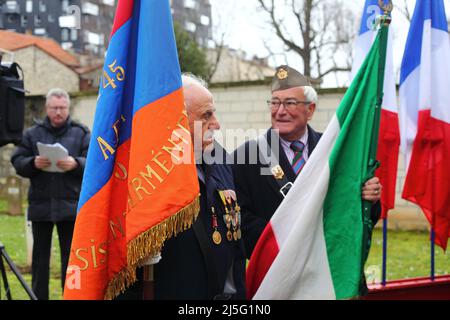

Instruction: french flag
[352,0,400,219]
[400,0,450,250]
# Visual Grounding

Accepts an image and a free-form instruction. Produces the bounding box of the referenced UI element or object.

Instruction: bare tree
[394,0,412,23]
[257,0,356,84]
[205,30,226,83]
[206,0,237,83]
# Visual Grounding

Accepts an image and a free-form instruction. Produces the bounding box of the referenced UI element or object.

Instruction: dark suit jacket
[232,125,380,258]
[153,144,246,300]
[116,145,246,300]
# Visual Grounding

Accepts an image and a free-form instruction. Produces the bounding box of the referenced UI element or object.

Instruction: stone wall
[0,82,428,230]
[14,46,79,96]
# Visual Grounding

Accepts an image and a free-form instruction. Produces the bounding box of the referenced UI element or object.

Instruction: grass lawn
[0,213,449,300]
[366,227,450,283]
[0,199,7,213]
[0,213,62,300]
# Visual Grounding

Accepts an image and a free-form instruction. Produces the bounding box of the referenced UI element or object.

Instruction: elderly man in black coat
[116,74,246,300]
[152,74,246,300]
[11,88,90,300]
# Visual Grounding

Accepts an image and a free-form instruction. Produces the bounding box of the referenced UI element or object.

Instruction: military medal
[219,190,242,242]
[271,165,285,180]
[211,207,222,245]
[219,191,234,242]
[213,231,222,245]
[235,203,242,240]
[233,210,239,241]
[227,197,239,242]
[224,213,232,241]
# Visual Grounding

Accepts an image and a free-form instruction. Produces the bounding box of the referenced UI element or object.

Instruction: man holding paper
[11,88,90,300]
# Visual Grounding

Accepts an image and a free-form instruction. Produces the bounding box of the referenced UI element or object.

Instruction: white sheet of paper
[37,142,69,173]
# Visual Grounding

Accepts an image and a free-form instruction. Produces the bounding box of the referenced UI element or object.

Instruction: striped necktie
[290,141,306,175]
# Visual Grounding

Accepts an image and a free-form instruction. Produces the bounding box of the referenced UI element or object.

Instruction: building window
[62,28,69,41]
[62,0,69,13]
[48,14,55,23]
[71,29,78,41]
[200,15,210,26]
[20,15,27,27]
[35,15,42,26]
[185,21,196,33]
[39,0,46,12]
[184,0,196,9]
[5,1,18,11]
[82,2,100,16]
[26,0,33,13]
[34,28,46,35]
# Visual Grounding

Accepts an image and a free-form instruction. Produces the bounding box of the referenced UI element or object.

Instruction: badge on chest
[209,190,242,245]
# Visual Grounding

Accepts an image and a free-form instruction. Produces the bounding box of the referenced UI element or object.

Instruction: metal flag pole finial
[378,0,393,15]
[375,0,393,27]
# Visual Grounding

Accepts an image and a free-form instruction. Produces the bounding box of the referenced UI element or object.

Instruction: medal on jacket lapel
[219,191,233,242]
[211,207,222,245]
[235,203,242,240]
[226,196,239,241]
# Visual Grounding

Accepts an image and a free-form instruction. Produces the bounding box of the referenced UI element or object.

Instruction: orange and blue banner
[64,0,200,300]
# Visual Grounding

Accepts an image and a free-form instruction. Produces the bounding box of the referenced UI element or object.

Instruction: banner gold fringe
[104,195,200,300]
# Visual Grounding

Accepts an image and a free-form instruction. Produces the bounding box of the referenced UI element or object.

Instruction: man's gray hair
[303,86,318,105]
[46,88,71,107]
[181,73,209,90]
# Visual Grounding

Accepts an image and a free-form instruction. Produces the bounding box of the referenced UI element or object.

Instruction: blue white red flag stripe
[400,0,450,249]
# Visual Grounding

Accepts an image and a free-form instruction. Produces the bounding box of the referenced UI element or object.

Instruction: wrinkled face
[270,86,316,141]
[185,84,221,151]
[46,96,70,128]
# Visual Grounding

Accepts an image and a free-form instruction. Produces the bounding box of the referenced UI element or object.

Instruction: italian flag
[246,20,389,300]
[352,0,400,219]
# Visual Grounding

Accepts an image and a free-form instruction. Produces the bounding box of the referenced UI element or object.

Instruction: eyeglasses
[48,106,69,112]
[267,99,311,111]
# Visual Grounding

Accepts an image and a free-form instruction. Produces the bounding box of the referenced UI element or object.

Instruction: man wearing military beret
[232,65,382,258]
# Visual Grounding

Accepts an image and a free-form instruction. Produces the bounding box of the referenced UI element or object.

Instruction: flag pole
[431,229,435,281]
[382,218,388,285]
[430,113,436,281]
[360,0,391,294]
[143,265,155,300]
[431,153,436,281]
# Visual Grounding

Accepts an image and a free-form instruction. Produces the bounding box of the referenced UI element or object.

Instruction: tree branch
[318,66,351,79]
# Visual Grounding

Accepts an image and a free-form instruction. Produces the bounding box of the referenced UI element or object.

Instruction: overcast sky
[209,0,450,87]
